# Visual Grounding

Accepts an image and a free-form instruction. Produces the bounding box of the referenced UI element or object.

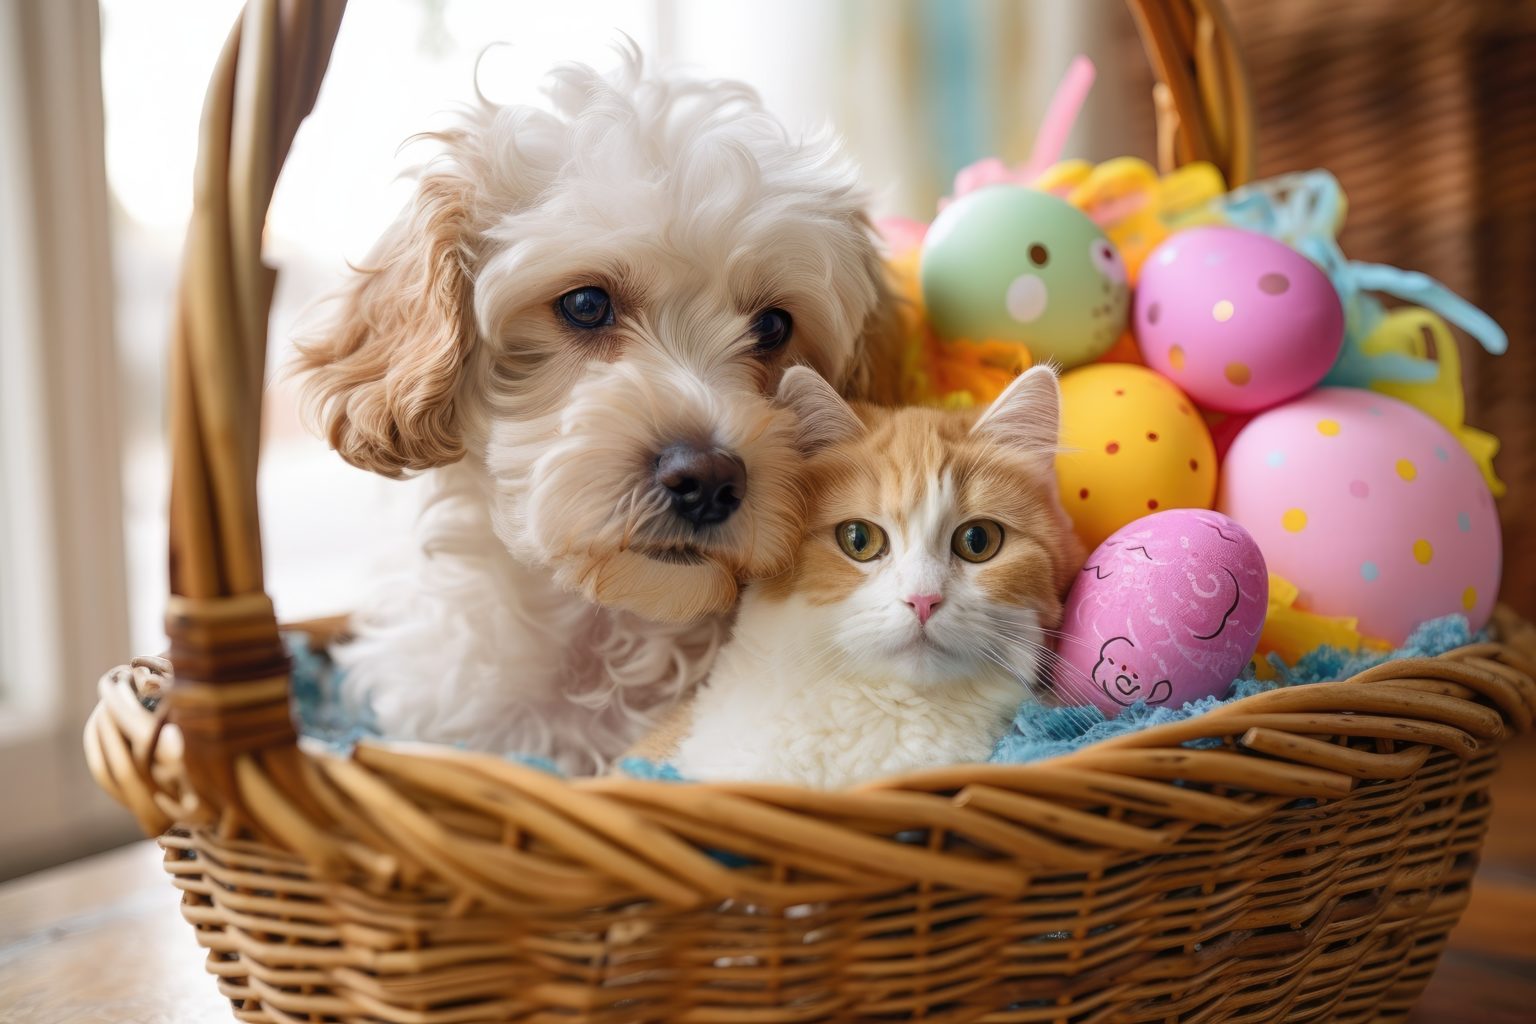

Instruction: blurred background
[1,0,1532,877]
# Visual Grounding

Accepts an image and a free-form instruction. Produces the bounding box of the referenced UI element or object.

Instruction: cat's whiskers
[969,640,1103,731]
[1032,624,1102,654]
[974,642,1037,690]
[807,614,880,671]
[977,617,1104,722]
[1016,644,1110,713]
[977,611,1102,696]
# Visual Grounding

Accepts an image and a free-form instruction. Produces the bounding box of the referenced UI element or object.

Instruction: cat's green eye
[952,520,1004,563]
[835,519,888,562]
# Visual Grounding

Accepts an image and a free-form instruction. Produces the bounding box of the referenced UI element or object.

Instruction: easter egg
[1057,364,1217,550]
[1056,509,1268,715]
[1219,388,1501,644]
[921,185,1130,368]
[1135,226,1345,413]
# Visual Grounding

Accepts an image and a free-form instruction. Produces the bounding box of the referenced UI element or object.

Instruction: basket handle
[159,0,1248,819]
[1126,0,1255,185]
[163,0,345,821]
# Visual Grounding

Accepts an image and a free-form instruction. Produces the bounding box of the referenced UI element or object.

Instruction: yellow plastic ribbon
[1361,306,1506,496]
[1252,573,1390,679]
[887,248,1019,407]
[1038,157,1227,280]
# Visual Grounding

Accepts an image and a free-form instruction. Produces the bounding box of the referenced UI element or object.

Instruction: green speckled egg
[920,185,1130,368]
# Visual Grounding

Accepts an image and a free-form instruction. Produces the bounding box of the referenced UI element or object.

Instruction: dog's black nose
[656,443,746,527]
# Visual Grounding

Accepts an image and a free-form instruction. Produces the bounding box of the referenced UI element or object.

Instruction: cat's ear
[776,365,864,453]
[971,364,1061,458]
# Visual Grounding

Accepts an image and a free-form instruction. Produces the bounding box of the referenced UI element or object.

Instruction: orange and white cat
[665,366,1083,787]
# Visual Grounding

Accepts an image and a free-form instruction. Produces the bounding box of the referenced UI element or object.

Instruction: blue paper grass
[286,616,1479,780]
[990,615,1475,765]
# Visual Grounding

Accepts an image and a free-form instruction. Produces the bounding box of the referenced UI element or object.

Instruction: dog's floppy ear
[840,218,908,406]
[776,365,864,453]
[294,172,477,477]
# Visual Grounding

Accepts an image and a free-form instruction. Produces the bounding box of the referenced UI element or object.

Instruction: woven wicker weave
[84,1,1536,1021]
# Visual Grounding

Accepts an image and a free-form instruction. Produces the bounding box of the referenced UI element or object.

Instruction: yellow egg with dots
[1056,364,1217,550]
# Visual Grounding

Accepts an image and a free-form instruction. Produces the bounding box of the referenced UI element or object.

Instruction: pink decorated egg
[1219,388,1501,644]
[1056,509,1269,715]
[1135,226,1344,413]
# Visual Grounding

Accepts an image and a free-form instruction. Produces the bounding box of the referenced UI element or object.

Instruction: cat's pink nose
[905,592,943,625]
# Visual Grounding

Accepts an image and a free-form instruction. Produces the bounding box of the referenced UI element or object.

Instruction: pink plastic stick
[1020,56,1097,181]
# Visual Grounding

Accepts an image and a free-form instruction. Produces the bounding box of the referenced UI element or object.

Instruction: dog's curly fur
[294,45,899,772]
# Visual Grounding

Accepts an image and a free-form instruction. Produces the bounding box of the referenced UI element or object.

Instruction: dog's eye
[750,307,793,353]
[558,287,613,329]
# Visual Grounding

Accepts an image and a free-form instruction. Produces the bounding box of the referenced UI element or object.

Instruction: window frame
[0,0,138,879]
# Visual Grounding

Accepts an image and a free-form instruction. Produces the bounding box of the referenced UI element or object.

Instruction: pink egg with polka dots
[1219,388,1501,644]
[1135,226,1345,414]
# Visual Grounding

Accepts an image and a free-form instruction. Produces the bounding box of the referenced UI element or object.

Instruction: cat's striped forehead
[764,401,1081,614]
[814,404,1051,530]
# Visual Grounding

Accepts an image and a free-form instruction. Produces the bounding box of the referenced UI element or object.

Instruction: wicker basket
[84,1,1536,1020]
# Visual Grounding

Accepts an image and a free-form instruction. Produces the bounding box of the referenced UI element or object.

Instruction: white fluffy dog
[295,46,896,773]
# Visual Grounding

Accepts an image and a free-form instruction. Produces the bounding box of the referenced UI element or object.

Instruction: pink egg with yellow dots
[1135,226,1345,414]
[1219,388,1501,644]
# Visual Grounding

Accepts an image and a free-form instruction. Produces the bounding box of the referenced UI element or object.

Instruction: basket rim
[86,608,1536,907]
